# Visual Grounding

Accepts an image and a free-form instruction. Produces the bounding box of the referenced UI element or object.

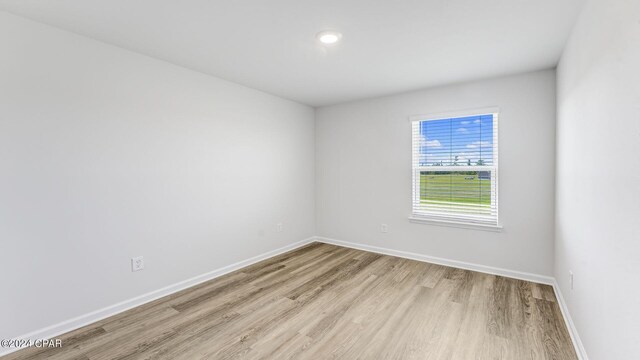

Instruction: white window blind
[411,112,499,226]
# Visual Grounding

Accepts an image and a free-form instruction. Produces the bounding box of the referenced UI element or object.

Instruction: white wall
[0,12,315,339]
[556,0,640,358]
[316,70,557,276]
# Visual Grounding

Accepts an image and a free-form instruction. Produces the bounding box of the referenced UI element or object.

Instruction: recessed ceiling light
[316,30,342,45]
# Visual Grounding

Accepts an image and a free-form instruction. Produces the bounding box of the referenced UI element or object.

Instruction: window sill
[408,216,503,232]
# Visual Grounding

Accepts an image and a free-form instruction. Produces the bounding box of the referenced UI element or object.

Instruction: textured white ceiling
[0,0,584,106]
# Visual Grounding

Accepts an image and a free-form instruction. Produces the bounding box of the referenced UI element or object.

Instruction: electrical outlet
[569,271,574,290]
[131,256,144,272]
[276,223,283,233]
[381,223,388,233]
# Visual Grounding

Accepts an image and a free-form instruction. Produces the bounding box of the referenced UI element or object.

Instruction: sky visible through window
[419,114,494,166]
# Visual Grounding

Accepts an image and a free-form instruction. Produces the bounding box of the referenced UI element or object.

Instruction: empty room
[1,0,638,359]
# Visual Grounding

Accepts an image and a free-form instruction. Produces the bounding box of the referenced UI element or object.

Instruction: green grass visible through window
[420,172,491,205]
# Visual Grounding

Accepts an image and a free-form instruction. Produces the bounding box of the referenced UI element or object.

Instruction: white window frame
[409,108,501,230]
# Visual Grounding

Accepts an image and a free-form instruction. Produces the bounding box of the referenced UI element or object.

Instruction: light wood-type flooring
[3,242,577,359]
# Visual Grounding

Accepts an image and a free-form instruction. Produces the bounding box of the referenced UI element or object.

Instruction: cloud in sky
[421,135,441,148]
[473,119,481,124]
[425,139,442,148]
[457,127,468,133]
[461,120,470,125]
[466,141,492,149]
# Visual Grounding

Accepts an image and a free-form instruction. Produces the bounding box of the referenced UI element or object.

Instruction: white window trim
[408,216,503,232]
[409,108,501,229]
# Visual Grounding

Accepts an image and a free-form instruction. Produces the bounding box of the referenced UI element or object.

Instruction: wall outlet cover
[132,256,144,272]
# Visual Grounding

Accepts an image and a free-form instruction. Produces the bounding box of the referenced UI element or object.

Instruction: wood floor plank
[2,243,577,360]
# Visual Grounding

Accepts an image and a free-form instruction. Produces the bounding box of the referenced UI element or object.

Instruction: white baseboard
[316,236,555,285]
[552,280,589,360]
[0,237,315,358]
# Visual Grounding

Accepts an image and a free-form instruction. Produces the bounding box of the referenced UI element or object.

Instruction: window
[411,110,499,227]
